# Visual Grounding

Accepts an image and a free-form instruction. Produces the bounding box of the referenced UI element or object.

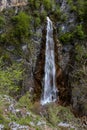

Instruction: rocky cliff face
[34,0,87,116]
[34,25,71,105]
[0,0,28,11]
[0,0,87,117]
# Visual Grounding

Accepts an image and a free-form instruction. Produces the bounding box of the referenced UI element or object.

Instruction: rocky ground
[0,94,87,130]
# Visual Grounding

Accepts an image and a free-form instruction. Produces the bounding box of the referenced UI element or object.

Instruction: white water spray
[41,17,58,105]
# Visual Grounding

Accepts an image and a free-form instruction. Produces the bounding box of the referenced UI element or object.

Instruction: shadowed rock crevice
[33,27,46,101]
[34,21,71,105]
[54,29,71,105]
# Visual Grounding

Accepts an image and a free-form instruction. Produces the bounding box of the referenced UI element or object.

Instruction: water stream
[41,17,58,105]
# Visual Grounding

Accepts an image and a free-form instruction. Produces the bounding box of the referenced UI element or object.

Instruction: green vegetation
[18,92,33,110]
[0,1,86,129]
[34,17,41,29]
[75,0,85,21]
[0,11,31,45]
[0,57,23,96]
[43,0,53,10]
[46,104,75,127]
[59,32,73,44]
[67,0,87,23]
[59,24,86,44]
[0,16,5,29]
[74,25,86,40]
[75,44,87,62]
[0,95,79,130]
[12,12,31,42]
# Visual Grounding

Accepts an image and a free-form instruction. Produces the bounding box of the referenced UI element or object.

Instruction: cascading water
[41,17,58,105]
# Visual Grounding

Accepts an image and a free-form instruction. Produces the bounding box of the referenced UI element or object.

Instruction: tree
[0,57,23,96]
[12,12,31,42]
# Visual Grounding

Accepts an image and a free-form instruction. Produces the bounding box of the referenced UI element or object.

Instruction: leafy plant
[12,12,31,41]
[73,25,86,40]
[59,32,73,44]
[43,0,52,10]
[18,92,33,110]
[0,57,23,96]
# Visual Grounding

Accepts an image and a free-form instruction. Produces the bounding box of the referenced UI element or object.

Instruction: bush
[73,25,86,40]
[18,92,33,110]
[0,57,23,96]
[59,32,73,44]
[53,5,61,20]
[40,10,47,22]
[34,17,41,29]
[75,44,87,62]
[12,12,31,41]
[43,0,52,10]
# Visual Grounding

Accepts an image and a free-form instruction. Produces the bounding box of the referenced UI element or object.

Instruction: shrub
[59,32,73,44]
[34,17,41,29]
[53,5,61,20]
[12,12,31,41]
[75,44,87,62]
[0,57,23,96]
[73,25,86,40]
[40,10,47,22]
[18,92,33,110]
[43,0,52,11]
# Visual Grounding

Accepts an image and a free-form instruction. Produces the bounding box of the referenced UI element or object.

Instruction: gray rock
[37,121,46,126]
[0,0,28,11]
[0,124,4,130]
[9,104,16,115]
[26,111,31,116]
[22,45,28,52]
[29,122,35,127]
[58,122,70,127]
[9,122,29,130]
[58,122,75,130]
[7,46,15,51]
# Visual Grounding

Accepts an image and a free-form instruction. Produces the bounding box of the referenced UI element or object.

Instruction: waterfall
[41,17,58,105]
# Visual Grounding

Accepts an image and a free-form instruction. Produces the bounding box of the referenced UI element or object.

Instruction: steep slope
[0,0,87,121]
